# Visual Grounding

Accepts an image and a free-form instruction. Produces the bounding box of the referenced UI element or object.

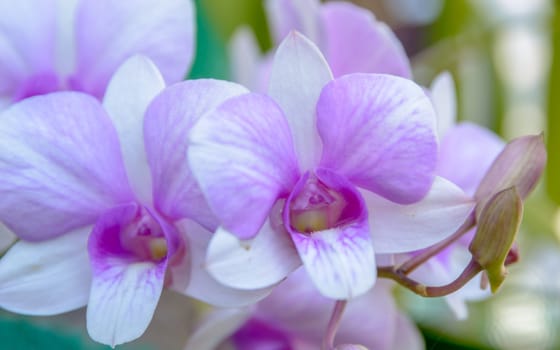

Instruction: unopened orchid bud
[335,344,369,350]
[475,133,546,219]
[469,187,523,293]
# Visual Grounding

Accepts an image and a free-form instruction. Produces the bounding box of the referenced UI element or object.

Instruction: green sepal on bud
[469,187,523,293]
[475,133,546,219]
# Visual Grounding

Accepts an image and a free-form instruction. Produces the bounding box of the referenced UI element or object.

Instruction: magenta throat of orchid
[288,173,360,234]
[12,73,61,102]
[119,207,168,263]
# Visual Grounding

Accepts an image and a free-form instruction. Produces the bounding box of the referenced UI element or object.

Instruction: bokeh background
[1,0,559,349]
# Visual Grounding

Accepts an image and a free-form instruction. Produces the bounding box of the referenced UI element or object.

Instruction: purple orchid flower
[0,0,194,108]
[188,32,474,300]
[0,56,270,347]
[408,72,506,318]
[230,0,411,92]
[186,268,423,350]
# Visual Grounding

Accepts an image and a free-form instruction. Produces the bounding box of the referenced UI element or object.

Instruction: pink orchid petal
[0,92,133,241]
[87,203,167,347]
[189,93,299,239]
[231,318,297,349]
[409,258,469,319]
[265,0,320,44]
[317,73,438,204]
[283,169,377,299]
[146,79,248,229]
[268,31,333,170]
[184,308,253,350]
[336,281,399,349]
[206,220,301,290]
[447,246,490,302]
[0,0,57,100]
[253,268,326,332]
[255,270,400,349]
[229,27,262,91]
[290,218,376,300]
[366,176,475,253]
[54,0,78,78]
[0,226,91,315]
[391,313,424,350]
[437,122,505,196]
[177,220,272,307]
[87,261,166,347]
[72,0,194,98]
[0,97,9,110]
[320,2,412,78]
[429,71,457,138]
[103,55,165,205]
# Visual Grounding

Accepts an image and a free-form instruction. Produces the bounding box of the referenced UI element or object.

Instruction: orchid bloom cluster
[0,0,547,349]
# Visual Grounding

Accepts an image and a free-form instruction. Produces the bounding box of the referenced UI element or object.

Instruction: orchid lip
[120,206,168,263]
[92,203,172,265]
[12,72,61,102]
[286,170,363,235]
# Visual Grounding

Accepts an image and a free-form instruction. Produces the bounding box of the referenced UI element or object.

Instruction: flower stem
[396,211,476,275]
[322,300,347,350]
[378,259,483,297]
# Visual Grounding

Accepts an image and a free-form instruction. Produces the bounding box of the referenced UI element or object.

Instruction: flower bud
[469,187,523,293]
[475,133,546,219]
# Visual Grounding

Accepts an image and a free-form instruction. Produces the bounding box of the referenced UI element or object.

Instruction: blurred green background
[3,0,560,349]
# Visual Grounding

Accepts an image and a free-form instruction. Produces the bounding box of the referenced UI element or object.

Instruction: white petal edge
[446,246,490,316]
[268,31,333,170]
[392,313,424,350]
[54,0,78,76]
[0,226,91,315]
[409,258,468,319]
[265,0,321,44]
[206,221,301,290]
[0,92,134,240]
[72,0,194,96]
[176,219,273,307]
[103,55,165,205]
[0,0,57,97]
[292,227,376,299]
[366,176,475,253]
[430,71,457,138]
[145,79,249,228]
[229,26,261,91]
[87,260,165,347]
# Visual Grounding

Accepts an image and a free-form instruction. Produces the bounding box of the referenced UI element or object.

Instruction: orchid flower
[0,0,194,109]
[0,0,195,255]
[0,56,269,347]
[407,72,506,318]
[230,0,411,91]
[189,32,474,300]
[185,268,424,350]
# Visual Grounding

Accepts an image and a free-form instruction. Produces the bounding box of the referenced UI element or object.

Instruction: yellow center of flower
[121,208,168,263]
[289,175,347,234]
[149,238,168,261]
